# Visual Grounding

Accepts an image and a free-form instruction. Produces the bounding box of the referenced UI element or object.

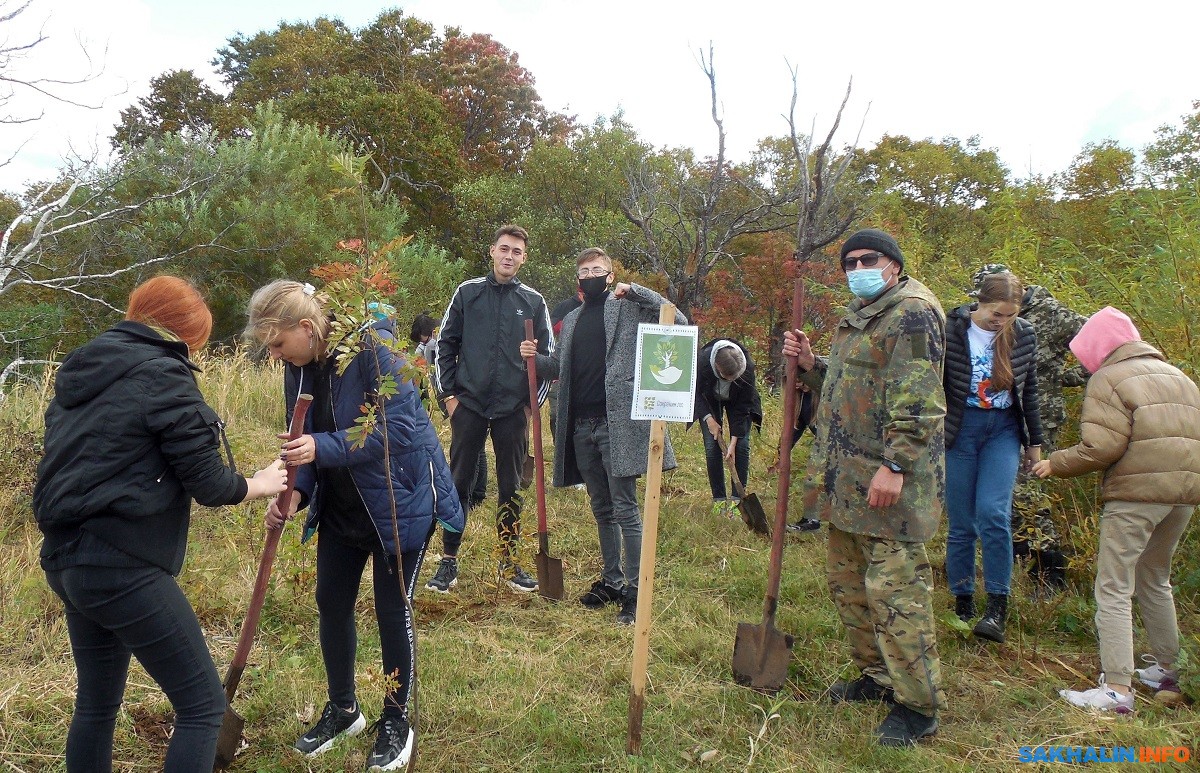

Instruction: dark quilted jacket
[944,304,1044,449]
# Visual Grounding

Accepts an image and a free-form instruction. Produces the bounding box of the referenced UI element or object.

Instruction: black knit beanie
[840,228,904,270]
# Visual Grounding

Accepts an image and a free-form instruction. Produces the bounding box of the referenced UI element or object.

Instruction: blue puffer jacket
[284,320,464,555]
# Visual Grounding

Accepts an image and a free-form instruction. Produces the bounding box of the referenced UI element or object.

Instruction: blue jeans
[573,417,642,590]
[45,564,227,772]
[701,423,750,500]
[946,407,1021,596]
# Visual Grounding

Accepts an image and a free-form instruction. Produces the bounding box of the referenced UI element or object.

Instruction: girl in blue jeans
[943,271,1044,643]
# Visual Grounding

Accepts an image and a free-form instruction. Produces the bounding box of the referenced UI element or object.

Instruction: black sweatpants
[445,405,527,561]
[316,532,428,718]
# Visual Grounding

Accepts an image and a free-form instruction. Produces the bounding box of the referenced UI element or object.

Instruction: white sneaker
[1060,677,1134,714]
[1134,655,1177,690]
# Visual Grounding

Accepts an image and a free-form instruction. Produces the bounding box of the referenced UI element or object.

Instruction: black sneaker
[366,714,414,771]
[579,580,623,609]
[425,556,458,593]
[294,701,366,756]
[615,587,638,626]
[828,674,896,704]
[786,518,821,533]
[502,563,538,593]
[876,703,938,747]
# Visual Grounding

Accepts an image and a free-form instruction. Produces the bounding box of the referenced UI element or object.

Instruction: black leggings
[316,532,427,718]
[45,564,226,773]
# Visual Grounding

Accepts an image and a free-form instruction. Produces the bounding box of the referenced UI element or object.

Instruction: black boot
[1030,549,1067,596]
[973,594,1008,643]
[955,595,976,622]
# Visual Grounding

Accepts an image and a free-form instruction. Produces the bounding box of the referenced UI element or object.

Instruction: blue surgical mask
[847,268,888,299]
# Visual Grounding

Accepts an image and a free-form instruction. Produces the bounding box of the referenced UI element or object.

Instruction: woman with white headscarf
[694,338,762,516]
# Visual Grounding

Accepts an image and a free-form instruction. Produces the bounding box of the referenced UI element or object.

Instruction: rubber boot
[973,593,1008,643]
[954,595,976,622]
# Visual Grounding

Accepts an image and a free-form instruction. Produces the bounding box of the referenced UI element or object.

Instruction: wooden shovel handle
[222,393,312,702]
[764,279,804,623]
[523,320,549,535]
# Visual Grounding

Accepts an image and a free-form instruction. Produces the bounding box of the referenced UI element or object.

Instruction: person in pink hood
[1033,306,1200,712]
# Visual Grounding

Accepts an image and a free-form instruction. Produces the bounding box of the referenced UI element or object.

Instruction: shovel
[732,278,804,693]
[214,393,313,770]
[524,319,565,601]
[714,432,770,536]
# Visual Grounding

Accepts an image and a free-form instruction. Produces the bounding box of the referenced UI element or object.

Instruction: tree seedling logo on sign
[649,338,683,385]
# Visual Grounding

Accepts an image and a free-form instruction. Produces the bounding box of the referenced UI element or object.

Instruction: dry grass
[1,356,1197,771]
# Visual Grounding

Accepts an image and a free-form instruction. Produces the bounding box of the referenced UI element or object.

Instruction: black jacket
[692,339,763,438]
[434,272,553,419]
[944,305,1045,449]
[34,321,247,575]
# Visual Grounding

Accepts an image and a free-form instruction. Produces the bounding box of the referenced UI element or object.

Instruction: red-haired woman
[34,276,288,772]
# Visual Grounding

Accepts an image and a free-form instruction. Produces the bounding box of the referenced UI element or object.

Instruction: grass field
[1,354,1197,772]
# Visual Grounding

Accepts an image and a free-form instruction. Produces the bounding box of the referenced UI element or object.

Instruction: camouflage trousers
[827,525,946,714]
[1011,471,1061,553]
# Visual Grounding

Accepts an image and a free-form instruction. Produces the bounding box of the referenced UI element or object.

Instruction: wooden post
[626,303,676,756]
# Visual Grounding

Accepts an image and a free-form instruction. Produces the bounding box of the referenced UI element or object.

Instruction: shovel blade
[213,706,245,770]
[535,550,565,601]
[737,493,771,537]
[731,621,794,694]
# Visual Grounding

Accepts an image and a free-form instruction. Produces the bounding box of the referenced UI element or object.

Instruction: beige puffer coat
[1048,341,1200,504]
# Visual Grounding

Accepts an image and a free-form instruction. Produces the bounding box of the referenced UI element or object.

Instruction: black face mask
[579,275,609,301]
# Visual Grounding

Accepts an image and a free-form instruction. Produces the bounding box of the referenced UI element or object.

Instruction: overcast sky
[3,0,1198,194]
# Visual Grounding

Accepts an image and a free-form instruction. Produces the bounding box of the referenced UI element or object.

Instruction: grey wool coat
[531,283,686,486]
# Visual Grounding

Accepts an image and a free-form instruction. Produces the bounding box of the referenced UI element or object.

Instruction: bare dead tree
[785,68,868,264]
[617,44,853,318]
[0,168,219,308]
[1,0,110,173]
[0,151,243,389]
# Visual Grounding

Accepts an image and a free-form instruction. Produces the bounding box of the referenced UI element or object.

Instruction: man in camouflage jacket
[971,266,1088,591]
[785,228,946,747]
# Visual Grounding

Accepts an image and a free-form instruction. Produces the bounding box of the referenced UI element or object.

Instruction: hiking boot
[424,556,458,593]
[366,714,414,771]
[828,674,896,704]
[954,594,976,622]
[579,580,623,609]
[786,518,822,533]
[1060,678,1135,714]
[876,703,938,747]
[502,562,538,593]
[616,587,638,626]
[294,701,366,756]
[972,593,1008,643]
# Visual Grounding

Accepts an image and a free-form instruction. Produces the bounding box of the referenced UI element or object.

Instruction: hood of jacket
[1070,306,1141,374]
[54,321,196,408]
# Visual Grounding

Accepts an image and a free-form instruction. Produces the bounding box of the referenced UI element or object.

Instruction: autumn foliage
[694,232,843,387]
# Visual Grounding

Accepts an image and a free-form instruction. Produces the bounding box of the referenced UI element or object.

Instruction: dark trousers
[468,449,488,507]
[701,423,750,500]
[316,532,428,718]
[45,564,227,773]
[446,406,528,561]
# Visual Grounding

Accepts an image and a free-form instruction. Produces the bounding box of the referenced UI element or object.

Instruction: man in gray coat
[520,247,685,625]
